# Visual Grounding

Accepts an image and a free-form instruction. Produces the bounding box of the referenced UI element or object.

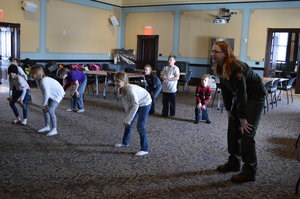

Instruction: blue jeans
[71,77,87,110]
[44,99,59,129]
[122,104,151,151]
[195,106,210,121]
[9,89,30,119]
[150,84,162,113]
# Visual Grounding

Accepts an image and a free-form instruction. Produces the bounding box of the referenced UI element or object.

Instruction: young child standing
[144,64,162,114]
[194,74,212,124]
[160,55,180,117]
[114,72,152,156]
[29,65,65,136]
[8,64,31,125]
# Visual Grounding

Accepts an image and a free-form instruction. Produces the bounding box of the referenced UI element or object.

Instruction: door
[136,35,159,70]
[264,28,300,93]
[295,33,300,94]
[0,22,21,61]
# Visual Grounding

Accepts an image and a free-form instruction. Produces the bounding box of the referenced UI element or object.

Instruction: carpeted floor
[0,82,300,199]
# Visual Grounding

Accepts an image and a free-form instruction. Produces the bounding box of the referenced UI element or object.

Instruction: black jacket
[219,61,267,119]
[145,73,162,93]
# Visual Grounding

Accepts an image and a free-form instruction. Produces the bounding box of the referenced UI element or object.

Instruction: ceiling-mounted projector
[21,1,38,12]
[213,18,228,24]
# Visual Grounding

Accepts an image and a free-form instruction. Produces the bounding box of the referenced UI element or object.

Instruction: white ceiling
[94,0,282,7]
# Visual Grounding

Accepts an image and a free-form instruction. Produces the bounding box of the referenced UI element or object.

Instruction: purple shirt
[66,70,86,83]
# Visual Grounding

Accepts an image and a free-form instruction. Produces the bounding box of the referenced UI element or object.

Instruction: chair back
[287,77,296,89]
[265,78,280,93]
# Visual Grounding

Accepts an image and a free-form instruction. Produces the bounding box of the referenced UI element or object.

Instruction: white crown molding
[94,0,283,7]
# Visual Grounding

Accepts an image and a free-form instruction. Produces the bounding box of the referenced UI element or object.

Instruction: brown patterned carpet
[0,83,300,199]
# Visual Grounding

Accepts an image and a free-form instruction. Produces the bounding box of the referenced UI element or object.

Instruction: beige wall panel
[125,12,174,56]
[46,0,118,54]
[0,0,40,53]
[248,8,300,61]
[180,10,243,58]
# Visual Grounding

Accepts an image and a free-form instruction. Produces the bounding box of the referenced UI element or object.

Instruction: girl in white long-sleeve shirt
[114,72,152,156]
[29,65,65,137]
[8,64,31,125]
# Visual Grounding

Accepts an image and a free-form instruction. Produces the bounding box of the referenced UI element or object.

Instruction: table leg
[94,75,98,96]
[103,75,108,99]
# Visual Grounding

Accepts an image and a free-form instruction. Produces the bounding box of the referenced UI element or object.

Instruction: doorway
[264,28,300,94]
[0,22,20,62]
[0,22,20,83]
[136,35,159,70]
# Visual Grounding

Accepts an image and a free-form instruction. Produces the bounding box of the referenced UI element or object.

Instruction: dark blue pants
[162,92,176,116]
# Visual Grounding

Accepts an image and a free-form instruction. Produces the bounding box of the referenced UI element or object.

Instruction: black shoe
[216,163,240,173]
[193,121,199,124]
[231,172,255,183]
[206,120,211,124]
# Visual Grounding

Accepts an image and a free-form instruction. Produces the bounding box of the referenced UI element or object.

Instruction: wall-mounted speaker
[21,1,38,13]
[110,16,119,27]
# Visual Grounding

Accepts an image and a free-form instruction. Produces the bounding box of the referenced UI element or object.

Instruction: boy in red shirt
[194,74,212,124]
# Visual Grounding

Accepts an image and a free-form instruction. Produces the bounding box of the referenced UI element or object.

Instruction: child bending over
[8,64,31,125]
[114,72,152,156]
[29,65,65,136]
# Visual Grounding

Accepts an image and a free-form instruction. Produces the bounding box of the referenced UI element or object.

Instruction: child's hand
[71,90,79,97]
[18,100,24,105]
[201,105,206,110]
[42,105,49,113]
[197,103,202,109]
[16,100,22,105]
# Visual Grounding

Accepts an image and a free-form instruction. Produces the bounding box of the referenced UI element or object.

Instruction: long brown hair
[213,41,241,80]
[29,65,46,80]
[114,72,129,96]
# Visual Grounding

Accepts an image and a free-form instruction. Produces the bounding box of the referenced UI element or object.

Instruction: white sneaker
[115,143,128,147]
[135,151,149,156]
[77,109,85,113]
[46,128,58,136]
[38,126,50,133]
[66,108,73,112]
[21,119,27,125]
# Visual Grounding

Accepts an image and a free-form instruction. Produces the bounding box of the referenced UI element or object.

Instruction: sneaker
[12,119,21,125]
[193,121,199,124]
[21,119,27,125]
[66,108,73,112]
[37,126,50,133]
[46,128,58,136]
[231,172,255,183]
[77,109,85,113]
[115,143,128,147]
[206,120,211,124]
[135,151,149,156]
